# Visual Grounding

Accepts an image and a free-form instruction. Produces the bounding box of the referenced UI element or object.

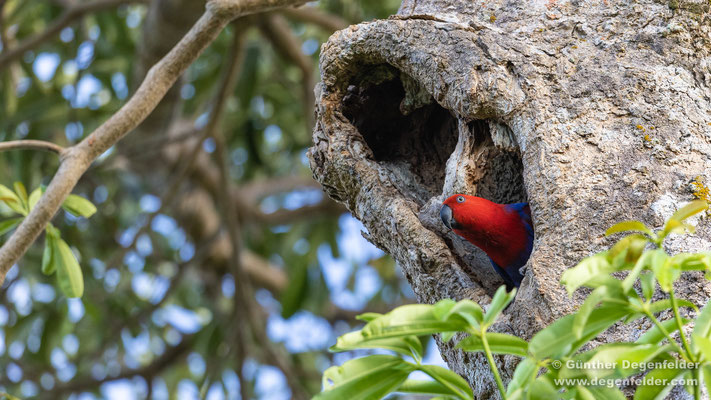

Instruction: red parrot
[440,194,534,289]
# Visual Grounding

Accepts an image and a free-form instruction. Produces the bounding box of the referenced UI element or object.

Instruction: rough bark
[309,0,711,397]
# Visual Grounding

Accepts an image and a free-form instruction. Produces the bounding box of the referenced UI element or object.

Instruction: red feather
[442,194,533,287]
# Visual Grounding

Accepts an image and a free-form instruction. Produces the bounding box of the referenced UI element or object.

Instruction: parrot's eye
[456,196,465,203]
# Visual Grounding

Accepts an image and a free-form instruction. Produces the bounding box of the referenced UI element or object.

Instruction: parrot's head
[440,194,496,231]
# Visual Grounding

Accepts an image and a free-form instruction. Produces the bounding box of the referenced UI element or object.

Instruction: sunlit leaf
[640,271,655,301]
[395,380,460,397]
[633,367,687,400]
[669,199,708,223]
[561,255,616,295]
[0,184,25,215]
[316,355,415,400]
[62,194,97,218]
[505,358,538,396]
[417,364,473,399]
[483,286,515,327]
[13,182,28,212]
[637,317,689,345]
[528,305,630,360]
[53,237,84,298]
[331,331,423,359]
[28,187,42,211]
[361,304,469,339]
[605,220,654,238]
[457,332,528,356]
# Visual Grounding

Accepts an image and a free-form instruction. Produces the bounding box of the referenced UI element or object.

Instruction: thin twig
[0,140,65,155]
[0,0,149,70]
[258,13,315,129]
[0,0,311,285]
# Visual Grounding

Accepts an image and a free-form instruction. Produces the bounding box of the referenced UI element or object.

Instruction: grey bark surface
[309,0,711,397]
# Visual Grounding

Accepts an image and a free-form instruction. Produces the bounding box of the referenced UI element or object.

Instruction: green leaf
[633,367,687,400]
[505,358,538,396]
[650,254,678,293]
[584,385,626,400]
[671,253,710,271]
[572,286,610,340]
[693,300,711,341]
[53,238,84,298]
[575,385,597,400]
[13,182,28,212]
[660,200,708,240]
[439,300,483,330]
[28,187,41,211]
[41,235,56,275]
[316,355,415,400]
[669,199,708,223]
[331,331,423,359]
[0,217,22,236]
[561,255,616,295]
[637,317,689,345]
[703,365,711,400]
[62,194,97,218]
[605,220,654,238]
[395,380,460,396]
[483,286,515,326]
[608,234,648,269]
[528,375,560,400]
[417,364,473,399]
[529,305,630,360]
[361,304,469,339]
[0,184,26,215]
[692,334,711,362]
[640,272,655,301]
[649,298,697,314]
[615,344,674,377]
[622,250,664,293]
[457,332,528,356]
[356,313,384,323]
[582,343,639,378]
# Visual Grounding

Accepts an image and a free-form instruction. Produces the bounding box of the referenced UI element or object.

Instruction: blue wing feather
[497,202,534,288]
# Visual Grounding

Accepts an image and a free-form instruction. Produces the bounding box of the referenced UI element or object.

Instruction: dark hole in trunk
[342,66,457,205]
[467,120,527,205]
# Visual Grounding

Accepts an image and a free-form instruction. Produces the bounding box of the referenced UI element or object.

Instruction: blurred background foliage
[0,0,450,399]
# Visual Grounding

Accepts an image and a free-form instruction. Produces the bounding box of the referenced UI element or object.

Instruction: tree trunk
[309,0,711,397]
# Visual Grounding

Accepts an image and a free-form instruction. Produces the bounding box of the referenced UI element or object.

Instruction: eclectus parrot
[440,194,534,289]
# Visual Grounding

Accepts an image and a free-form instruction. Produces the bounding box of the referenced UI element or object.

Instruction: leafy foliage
[0,183,95,297]
[318,200,711,400]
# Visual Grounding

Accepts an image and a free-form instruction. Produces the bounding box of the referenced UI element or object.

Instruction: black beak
[440,204,453,230]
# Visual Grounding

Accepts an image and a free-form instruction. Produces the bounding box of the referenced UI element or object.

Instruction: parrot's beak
[440,204,453,230]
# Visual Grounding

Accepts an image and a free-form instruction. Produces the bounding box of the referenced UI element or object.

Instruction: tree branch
[0,140,65,155]
[258,12,315,129]
[0,0,310,285]
[0,0,149,70]
[281,6,348,32]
